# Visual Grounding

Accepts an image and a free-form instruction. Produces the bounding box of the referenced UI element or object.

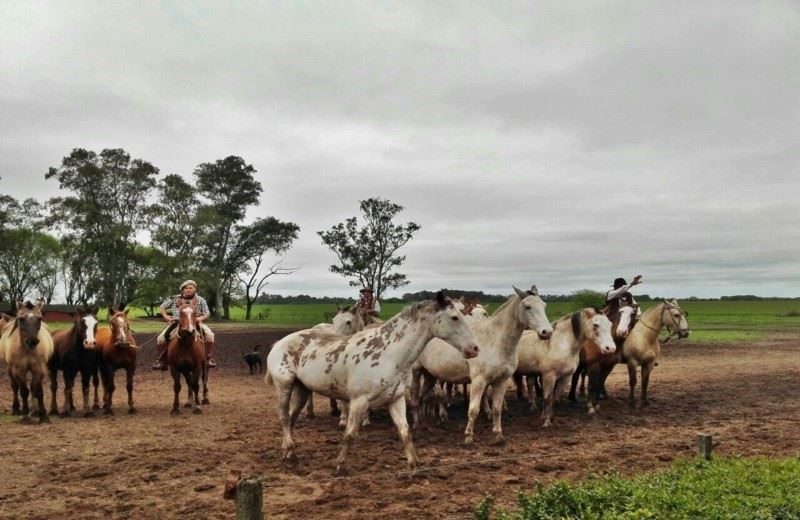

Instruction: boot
[151,343,168,371]
[206,341,217,368]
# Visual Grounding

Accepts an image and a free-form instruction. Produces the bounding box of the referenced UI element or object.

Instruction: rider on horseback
[151,280,216,370]
[605,275,643,319]
[356,286,381,322]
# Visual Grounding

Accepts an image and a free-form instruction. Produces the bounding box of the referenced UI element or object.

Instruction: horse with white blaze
[265,292,480,475]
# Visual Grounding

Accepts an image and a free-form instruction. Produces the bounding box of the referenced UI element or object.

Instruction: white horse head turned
[331,305,365,336]
[663,299,690,338]
[615,304,637,339]
[429,292,480,359]
[513,285,553,339]
[469,303,489,321]
[579,307,616,354]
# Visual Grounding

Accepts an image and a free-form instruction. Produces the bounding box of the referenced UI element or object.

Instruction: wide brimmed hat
[612,277,626,289]
[180,280,198,290]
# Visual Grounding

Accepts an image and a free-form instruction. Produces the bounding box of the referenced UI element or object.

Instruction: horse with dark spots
[266,292,480,475]
[48,305,100,417]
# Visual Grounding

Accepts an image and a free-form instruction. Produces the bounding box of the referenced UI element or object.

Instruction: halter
[637,302,686,344]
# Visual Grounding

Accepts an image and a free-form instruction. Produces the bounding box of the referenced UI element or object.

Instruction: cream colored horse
[515,308,615,426]
[265,292,480,475]
[1,300,55,423]
[412,285,553,445]
[623,299,689,408]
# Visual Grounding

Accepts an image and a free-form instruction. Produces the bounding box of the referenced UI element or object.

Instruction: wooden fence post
[236,476,264,520]
[696,433,712,460]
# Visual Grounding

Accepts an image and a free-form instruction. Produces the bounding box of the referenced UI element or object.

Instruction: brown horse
[48,306,100,417]
[1,300,54,423]
[96,309,138,415]
[569,304,637,414]
[166,301,208,415]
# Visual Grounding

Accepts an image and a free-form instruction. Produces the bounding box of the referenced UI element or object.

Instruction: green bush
[477,456,800,520]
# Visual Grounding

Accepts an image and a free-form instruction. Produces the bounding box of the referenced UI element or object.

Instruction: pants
[156,322,215,359]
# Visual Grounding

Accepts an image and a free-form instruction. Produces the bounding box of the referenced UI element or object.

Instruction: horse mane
[397,299,439,321]
[491,294,519,316]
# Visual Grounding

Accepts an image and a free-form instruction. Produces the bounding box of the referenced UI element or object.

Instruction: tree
[318,197,420,300]
[230,217,300,319]
[571,289,605,311]
[45,148,159,307]
[193,156,262,318]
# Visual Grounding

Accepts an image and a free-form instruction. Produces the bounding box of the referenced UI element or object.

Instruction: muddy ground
[0,329,798,519]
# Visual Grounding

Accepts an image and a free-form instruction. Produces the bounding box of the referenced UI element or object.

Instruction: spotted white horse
[266,292,481,475]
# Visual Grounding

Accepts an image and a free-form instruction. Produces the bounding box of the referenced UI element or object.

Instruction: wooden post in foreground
[236,476,264,520]
[696,433,712,460]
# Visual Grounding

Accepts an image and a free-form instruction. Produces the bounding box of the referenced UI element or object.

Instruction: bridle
[637,302,687,344]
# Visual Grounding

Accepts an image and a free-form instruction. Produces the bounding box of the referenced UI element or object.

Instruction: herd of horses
[0,288,690,477]
[0,298,210,422]
[265,286,690,475]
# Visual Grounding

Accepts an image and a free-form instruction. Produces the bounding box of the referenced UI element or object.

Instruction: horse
[515,307,615,426]
[265,292,480,475]
[1,300,54,423]
[96,308,138,415]
[306,305,368,418]
[411,285,553,445]
[567,303,637,415]
[621,299,690,408]
[48,305,100,417]
[165,301,209,415]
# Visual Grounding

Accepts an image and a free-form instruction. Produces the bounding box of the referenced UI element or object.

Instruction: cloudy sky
[1,1,798,298]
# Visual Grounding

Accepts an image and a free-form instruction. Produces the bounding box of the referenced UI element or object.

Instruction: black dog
[242,344,264,374]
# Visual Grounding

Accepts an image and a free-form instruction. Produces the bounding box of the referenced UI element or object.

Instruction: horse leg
[334,397,369,476]
[92,370,101,410]
[525,376,538,411]
[18,376,31,420]
[513,373,525,402]
[190,369,202,414]
[556,373,572,405]
[568,366,582,403]
[10,371,21,415]
[641,361,655,407]
[201,362,209,405]
[338,401,349,429]
[586,364,602,415]
[99,365,113,414]
[171,368,181,415]
[289,384,310,427]
[489,377,510,445]
[106,368,116,415]
[49,368,59,416]
[464,377,488,445]
[184,373,193,408]
[579,371,587,397]
[126,367,136,414]
[62,370,75,417]
[80,370,93,417]
[32,371,49,423]
[276,383,297,461]
[481,386,492,421]
[409,367,423,430]
[305,393,315,419]
[388,397,419,472]
[599,364,615,401]
[540,372,558,427]
[329,398,341,418]
[627,362,638,409]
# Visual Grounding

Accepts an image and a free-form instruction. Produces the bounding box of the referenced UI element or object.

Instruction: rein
[636,304,682,344]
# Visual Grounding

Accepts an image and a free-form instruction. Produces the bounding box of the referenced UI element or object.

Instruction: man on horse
[151,280,216,370]
[605,275,643,317]
[356,286,381,320]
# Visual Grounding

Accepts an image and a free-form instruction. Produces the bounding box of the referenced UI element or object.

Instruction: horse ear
[123,308,130,316]
[35,299,45,311]
[529,285,538,296]
[513,286,526,298]
[435,291,448,309]
[90,305,99,316]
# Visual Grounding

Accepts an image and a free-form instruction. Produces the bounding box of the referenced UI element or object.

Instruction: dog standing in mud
[242,345,265,374]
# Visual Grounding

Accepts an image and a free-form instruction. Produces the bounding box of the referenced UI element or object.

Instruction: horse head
[429,291,480,359]
[513,285,553,339]
[613,304,638,340]
[77,305,99,349]
[470,302,490,321]
[109,308,132,348]
[581,308,615,354]
[332,305,364,335]
[178,301,197,338]
[663,299,690,339]
[15,299,45,349]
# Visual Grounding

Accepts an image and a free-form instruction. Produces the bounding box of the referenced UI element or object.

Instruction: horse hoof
[542,419,552,428]
[333,466,347,477]
[39,415,51,424]
[284,452,298,464]
[128,408,137,415]
[587,407,596,415]
[490,435,506,446]
[104,409,114,416]
[84,411,94,418]
[170,409,180,416]
[192,408,203,415]
[201,398,210,405]
[59,411,70,418]
[306,412,315,419]
[463,436,474,446]
[11,409,21,416]
[330,409,341,418]
[641,400,650,408]
[19,416,33,424]
[92,404,101,411]
[184,403,193,408]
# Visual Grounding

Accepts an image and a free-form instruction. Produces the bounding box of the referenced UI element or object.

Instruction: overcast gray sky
[1,1,798,298]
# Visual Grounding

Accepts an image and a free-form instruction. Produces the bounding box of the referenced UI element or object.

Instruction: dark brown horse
[48,306,100,417]
[166,301,208,415]
[96,309,138,415]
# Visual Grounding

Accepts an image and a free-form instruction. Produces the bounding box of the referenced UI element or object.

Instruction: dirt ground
[0,330,798,520]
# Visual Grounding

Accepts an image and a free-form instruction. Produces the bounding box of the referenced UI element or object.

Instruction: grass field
[476,456,800,519]
[44,299,800,342]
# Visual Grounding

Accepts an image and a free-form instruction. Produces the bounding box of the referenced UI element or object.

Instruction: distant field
[45,299,800,342]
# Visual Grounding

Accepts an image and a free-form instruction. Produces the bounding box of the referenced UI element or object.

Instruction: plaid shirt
[160,295,210,318]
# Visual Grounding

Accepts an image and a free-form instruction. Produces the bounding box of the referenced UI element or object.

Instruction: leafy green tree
[571,289,606,311]
[45,148,159,307]
[193,156,262,318]
[318,197,420,300]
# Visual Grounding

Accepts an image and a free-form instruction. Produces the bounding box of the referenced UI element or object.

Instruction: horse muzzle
[25,339,39,348]
[537,328,553,340]
[463,345,480,359]
[678,330,690,339]
[83,341,96,349]
[600,343,617,354]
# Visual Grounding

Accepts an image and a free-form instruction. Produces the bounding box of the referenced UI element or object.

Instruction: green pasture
[44,299,800,343]
[476,455,800,519]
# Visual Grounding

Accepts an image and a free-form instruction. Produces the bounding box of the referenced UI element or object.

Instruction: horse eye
[524,305,531,310]
[451,316,459,321]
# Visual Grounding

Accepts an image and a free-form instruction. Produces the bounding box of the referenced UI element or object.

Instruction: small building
[0,302,81,322]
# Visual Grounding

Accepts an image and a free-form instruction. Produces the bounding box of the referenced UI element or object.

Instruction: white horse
[412,285,553,445]
[515,307,615,426]
[622,299,689,408]
[265,292,480,475]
